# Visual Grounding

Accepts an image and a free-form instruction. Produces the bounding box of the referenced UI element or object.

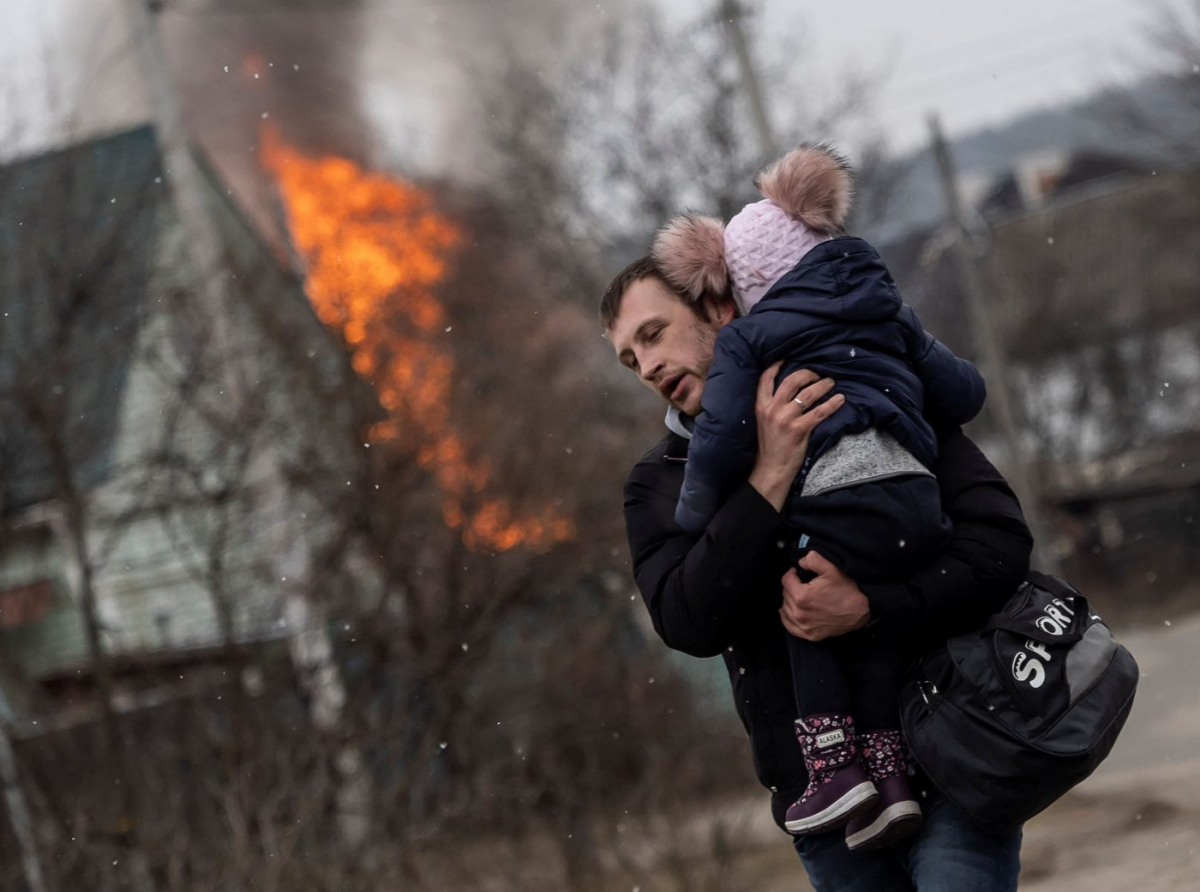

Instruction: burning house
[0,102,593,737]
[0,0,618,727]
[0,123,380,710]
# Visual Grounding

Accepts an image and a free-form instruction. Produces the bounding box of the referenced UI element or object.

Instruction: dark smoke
[147,0,624,244]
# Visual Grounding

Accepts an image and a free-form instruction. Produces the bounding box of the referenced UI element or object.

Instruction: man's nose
[639,351,664,384]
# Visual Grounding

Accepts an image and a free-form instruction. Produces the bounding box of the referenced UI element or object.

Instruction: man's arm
[625,369,844,658]
[779,429,1033,643]
[626,469,790,657]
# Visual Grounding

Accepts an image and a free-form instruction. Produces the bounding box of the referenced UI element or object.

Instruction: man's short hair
[600,254,717,330]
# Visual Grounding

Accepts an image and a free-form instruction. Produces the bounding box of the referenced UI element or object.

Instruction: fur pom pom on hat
[755,143,854,235]
[651,213,729,301]
[723,144,856,310]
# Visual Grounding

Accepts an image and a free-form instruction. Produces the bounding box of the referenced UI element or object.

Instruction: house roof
[0,123,382,520]
[881,161,1200,359]
[0,125,165,515]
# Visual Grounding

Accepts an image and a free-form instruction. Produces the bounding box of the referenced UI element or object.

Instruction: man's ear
[711,295,738,326]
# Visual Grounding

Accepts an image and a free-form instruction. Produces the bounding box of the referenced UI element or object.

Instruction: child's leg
[786,634,851,719]
[835,632,905,732]
[834,632,923,850]
[782,435,943,839]
[783,634,878,835]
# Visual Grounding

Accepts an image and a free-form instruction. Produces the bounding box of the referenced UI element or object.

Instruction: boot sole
[845,801,924,851]
[785,782,878,835]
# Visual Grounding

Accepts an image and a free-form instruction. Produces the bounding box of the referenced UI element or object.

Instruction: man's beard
[692,320,717,378]
[675,319,718,414]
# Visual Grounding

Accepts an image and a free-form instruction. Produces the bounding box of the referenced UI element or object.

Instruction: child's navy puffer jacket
[675,235,986,535]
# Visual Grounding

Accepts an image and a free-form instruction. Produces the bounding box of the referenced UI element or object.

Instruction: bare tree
[1102,0,1200,164]
[478,1,897,305]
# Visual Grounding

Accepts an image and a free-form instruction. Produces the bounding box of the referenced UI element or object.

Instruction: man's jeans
[793,790,1022,892]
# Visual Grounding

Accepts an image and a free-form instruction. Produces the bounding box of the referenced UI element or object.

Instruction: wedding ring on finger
[792,396,807,411]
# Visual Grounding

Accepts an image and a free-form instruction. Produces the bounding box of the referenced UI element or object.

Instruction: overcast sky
[1,0,1190,164]
[663,0,1187,150]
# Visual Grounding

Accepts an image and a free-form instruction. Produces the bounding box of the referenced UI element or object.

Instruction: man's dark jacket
[624,427,1032,830]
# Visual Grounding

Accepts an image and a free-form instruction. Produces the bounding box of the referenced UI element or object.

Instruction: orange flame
[260,129,574,552]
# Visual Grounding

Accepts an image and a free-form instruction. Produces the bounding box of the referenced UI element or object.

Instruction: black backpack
[899,571,1139,833]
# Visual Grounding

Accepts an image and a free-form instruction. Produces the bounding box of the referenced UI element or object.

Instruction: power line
[882,43,1115,115]
[885,0,1134,82]
[880,14,1143,106]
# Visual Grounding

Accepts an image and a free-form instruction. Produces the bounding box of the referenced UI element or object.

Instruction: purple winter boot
[785,714,878,835]
[844,729,923,851]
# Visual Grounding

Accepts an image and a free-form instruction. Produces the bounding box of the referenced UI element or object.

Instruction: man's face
[607,276,733,417]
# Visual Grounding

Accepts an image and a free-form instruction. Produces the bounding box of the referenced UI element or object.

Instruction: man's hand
[748,365,845,512]
[779,551,871,641]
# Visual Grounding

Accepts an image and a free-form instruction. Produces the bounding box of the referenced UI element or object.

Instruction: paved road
[1093,613,1200,777]
[1021,612,1200,891]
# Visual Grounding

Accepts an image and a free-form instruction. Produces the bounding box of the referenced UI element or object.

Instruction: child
[652,144,987,850]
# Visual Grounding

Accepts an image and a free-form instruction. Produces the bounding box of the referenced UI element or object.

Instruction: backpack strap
[985,575,1093,646]
[984,614,1085,645]
[1027,571,1084,602]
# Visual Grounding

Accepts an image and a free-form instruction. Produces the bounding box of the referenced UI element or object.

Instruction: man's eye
[646,327,662,342]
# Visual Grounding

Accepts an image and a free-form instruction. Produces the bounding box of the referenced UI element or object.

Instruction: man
[604,255,1032,891]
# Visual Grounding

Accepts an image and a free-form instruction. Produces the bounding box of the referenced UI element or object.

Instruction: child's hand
[747,364,845,512]
[779,551,870,641]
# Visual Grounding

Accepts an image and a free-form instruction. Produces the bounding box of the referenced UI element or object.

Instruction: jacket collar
[665,406,694,441]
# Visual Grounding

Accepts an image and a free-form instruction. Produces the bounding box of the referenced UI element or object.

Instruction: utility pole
[719,0,778,162]
[928,113,1058,573]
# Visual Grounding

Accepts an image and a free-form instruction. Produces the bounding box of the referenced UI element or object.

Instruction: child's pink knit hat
[723,199,831,310]
[653,144,854,311]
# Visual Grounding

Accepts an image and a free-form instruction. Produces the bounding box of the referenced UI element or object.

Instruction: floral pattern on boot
[843,728,922,850]
[858,729,911,782]
[796,714,858,781]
